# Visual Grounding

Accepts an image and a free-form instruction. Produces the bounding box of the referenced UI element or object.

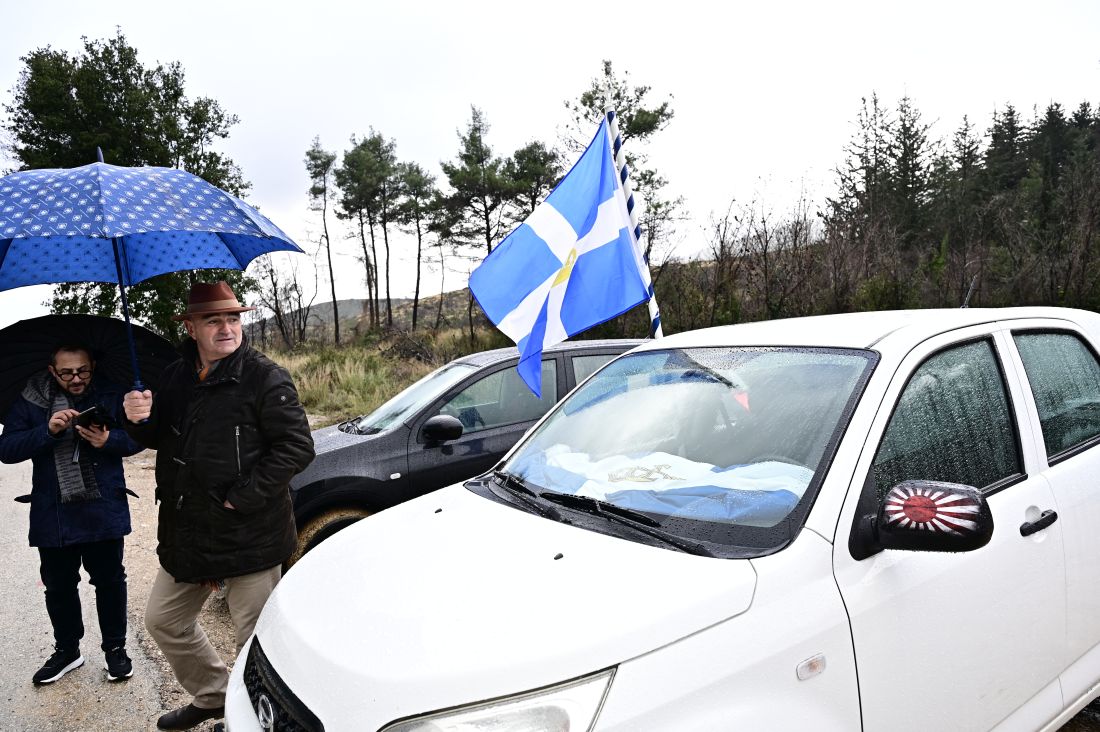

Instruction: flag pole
[604,107,663,338]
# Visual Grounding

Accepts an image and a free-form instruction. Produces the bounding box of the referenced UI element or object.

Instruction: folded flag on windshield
[469,120,651,397]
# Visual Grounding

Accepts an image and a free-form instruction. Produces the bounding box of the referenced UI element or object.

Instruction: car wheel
[286,507,373,569]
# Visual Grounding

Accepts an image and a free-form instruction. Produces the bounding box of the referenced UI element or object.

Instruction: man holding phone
[0,344,143,685]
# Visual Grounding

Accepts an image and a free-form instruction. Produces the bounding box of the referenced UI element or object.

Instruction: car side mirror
[850,479,994,560]
[421,414,464,443]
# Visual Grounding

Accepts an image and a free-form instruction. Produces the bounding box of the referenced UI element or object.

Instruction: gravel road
[0,450,1097,731]
[0,452,235,732]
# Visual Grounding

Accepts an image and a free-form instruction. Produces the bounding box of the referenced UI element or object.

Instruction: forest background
[3,29,1099,423]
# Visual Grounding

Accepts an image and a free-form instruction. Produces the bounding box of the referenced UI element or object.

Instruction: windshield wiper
[539,492,659,525]
[539,492,714,557]
[491,470,563,521]
[337,416,362,433]
[680,354,734,387]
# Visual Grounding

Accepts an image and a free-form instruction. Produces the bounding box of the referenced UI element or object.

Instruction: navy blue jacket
[0,378,143,547]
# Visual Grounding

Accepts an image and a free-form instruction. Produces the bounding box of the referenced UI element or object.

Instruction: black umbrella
[0,314,177,422]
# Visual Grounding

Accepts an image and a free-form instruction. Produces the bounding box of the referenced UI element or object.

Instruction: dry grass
[265,326,514,427]
[273,346,434,426]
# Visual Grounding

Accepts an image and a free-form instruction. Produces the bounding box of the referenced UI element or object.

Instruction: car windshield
[502,347,873,548]
[353,362,478,434]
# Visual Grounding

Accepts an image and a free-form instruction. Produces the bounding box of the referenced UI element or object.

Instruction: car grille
[243,637,325,732]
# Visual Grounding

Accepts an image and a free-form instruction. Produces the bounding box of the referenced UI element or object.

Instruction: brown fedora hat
[171,281,256,322]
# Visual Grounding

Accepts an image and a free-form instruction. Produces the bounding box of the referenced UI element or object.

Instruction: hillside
[245,288,496,350]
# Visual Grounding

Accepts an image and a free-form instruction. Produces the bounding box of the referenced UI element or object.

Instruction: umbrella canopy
[0,162,302,290]
[0,159,304,390]
[0,314,178,421]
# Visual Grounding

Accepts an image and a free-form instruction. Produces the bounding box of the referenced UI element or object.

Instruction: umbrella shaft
[111,238,145,392]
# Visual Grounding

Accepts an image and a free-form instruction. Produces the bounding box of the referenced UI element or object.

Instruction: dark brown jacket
[126,337,314,582]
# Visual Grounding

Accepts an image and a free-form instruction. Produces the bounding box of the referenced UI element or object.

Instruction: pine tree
[984,104,1029,193]
[440,107,517,342]
[394,162,439,330]
[5,30,251,339]
[505,141,562,217]
[564,61,680,262]
[305,138,340,345]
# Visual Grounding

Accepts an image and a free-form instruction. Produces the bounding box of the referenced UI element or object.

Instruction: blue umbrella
[0,152,303,389]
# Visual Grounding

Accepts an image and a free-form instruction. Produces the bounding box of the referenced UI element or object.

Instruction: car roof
[453,338,645,368]
[634,307,1100,354]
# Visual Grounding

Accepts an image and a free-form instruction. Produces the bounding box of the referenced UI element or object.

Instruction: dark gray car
[287,339,641,563]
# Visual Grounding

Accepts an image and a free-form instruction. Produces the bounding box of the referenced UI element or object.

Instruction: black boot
[156,703,224,730]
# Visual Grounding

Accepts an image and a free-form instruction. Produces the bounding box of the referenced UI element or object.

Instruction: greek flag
[469,120,651,397]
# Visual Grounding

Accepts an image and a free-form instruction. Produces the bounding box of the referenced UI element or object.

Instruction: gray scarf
[21,372,102,503]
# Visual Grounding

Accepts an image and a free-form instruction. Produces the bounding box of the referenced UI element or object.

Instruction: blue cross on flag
[469,120,651,397]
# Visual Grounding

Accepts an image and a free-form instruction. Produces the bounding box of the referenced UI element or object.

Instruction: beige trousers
[145,565,281,709]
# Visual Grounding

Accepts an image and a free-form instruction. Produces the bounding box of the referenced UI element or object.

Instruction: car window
[354,362,477,434]
[1013,331,1100,459]
[571,353,618,384]
[438,360,557,433]
[872,339,1021,498]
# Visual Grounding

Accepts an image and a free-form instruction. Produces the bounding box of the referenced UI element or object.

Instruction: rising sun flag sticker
[883,483,982,535]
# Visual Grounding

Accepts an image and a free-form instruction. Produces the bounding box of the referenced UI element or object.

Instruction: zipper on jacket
[176,495,183,509]
[234,426,241,476]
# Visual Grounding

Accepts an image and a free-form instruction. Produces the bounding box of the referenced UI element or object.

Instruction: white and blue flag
[470,120,651,397]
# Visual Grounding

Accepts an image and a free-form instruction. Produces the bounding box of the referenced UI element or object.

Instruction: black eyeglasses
[54,367,92,382]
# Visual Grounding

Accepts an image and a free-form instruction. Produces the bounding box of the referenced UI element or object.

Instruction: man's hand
[48,409,80,436]
[123,389,153,422]
[223,499,235,510]
[75,423,109,449]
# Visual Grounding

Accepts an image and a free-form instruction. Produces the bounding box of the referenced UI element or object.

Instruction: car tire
[286,507,373,569]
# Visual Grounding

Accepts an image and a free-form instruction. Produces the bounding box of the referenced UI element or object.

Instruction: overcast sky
[1,0,1098,329]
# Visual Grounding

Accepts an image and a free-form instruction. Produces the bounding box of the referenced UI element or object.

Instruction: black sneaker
[32,646,84,685]
[104,646,133,681]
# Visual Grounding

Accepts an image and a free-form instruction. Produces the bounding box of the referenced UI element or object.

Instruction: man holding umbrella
[123,281,314,731]
[0,342,144,685]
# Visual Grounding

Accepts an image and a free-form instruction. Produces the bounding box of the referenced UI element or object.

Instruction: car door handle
[1020,509,1059,537]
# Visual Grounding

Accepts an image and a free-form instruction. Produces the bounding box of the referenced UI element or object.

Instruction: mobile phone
[73,406,110,429]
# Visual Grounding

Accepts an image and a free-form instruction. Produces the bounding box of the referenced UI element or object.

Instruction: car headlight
[380,669,615,732]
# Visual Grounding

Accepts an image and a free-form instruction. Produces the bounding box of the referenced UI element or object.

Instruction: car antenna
[960,274,978,308]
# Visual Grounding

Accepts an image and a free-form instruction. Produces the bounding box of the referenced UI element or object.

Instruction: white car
[226,308,1100,732]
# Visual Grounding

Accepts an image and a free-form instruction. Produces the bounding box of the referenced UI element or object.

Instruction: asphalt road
[0,454,1097,731]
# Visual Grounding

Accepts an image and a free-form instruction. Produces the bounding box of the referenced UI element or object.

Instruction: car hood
[290,423,384,489]
[255,484,758,729]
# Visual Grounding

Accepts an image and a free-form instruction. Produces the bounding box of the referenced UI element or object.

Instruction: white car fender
[594,530,859,731]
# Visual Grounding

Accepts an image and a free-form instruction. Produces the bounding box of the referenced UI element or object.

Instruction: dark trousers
[38,538,127,652]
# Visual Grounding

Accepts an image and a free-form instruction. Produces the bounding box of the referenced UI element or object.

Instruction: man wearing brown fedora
[123,281,315,731]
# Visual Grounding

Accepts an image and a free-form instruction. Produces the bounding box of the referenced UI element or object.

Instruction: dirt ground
[0,452,236,732]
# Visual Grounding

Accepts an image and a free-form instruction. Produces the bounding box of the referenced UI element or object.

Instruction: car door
[833,327,1067,732]
[406,357,561,495]
[1003,322,1100,705]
